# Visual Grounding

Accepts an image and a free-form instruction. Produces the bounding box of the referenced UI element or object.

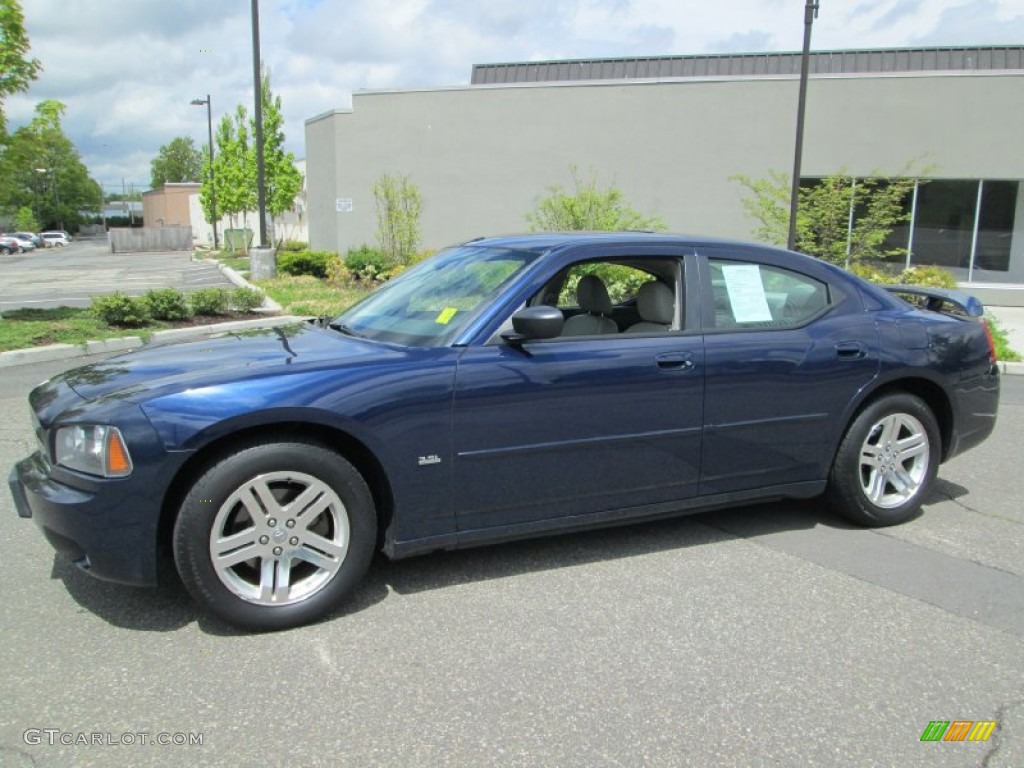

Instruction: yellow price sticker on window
[435,307,458,324]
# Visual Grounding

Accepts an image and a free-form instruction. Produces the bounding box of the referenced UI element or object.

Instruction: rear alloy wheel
[827,393,940,526]
[174,441,376,630]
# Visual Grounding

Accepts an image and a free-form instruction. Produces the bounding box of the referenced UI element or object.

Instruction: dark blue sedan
[8,233,1000,629]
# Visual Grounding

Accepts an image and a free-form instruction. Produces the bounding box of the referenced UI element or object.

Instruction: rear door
[698,248,880,495]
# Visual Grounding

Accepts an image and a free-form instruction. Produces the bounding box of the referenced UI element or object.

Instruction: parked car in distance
[40,231,69,247]
[8,233,1000,631]
[12,232,44,248]
[0,235,24,254]
[6,234,36,252]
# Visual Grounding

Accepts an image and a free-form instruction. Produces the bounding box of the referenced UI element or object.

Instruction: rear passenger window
[709,259,829,330]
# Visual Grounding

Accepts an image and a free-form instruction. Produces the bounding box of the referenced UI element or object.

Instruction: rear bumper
[948,365,1000,460]
[9,454,160,587]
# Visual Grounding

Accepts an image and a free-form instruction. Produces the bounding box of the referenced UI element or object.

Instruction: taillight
[980,318,998,364]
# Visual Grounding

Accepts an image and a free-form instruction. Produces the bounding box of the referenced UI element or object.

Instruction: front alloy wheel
[174,441,376,630]
[210,471,350,606]
[827,393,940,526]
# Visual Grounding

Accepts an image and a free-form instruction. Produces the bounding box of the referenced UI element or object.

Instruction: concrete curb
[205,257,283,314]
[0,315,310,369]
[1000,361,1024,376]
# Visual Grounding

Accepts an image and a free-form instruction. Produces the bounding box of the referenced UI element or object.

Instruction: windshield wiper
[328,321,362,338]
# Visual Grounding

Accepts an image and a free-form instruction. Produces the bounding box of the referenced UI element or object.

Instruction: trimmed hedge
[190,287,231,316]
[277,250,336,278]
[91,293,151,327]
[144,288,193,321]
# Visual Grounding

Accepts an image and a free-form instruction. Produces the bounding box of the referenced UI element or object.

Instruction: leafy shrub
[344,244,388,271]
[232,287,265,313]
[373,173,423,264]
[144,289,193,321]
[325,255,352,286]
[279,239,308,252]
[277,250,336,278]
[527,165,666,232]
[91,293,151,327]
[847,262,899,285]
[190,287,231,316]
[344,245,390,284]
[986,314,1022,362]
[898,265,958,288]
[847,262,958,290]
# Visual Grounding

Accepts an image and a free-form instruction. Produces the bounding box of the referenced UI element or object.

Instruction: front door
[451,255,704,532]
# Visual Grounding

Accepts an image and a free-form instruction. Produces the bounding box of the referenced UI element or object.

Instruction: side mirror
[502,306,564,345]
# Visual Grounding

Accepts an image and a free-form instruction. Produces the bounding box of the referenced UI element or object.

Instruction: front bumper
[8,454,161,587]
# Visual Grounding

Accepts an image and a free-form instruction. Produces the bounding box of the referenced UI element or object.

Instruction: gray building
[305,45,1024,286]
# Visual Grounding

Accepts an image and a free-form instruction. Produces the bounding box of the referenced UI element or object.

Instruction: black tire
[827,393,940,526]
[173,440,377,631]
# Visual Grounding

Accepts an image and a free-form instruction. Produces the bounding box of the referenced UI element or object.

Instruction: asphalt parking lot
[0,355,1021,768]
[0,238,233,311]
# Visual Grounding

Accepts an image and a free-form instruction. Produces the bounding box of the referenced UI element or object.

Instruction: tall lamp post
[251,0,268,248]
[190,95,219,250]
[787,0,820,251]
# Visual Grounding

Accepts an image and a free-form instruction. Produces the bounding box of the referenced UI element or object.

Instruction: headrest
[636,282,674,324]
[576,274,613,316]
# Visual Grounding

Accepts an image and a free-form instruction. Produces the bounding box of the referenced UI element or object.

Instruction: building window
[975,181,1017,273]
[911,180,978,270]
[801,176,1022,279]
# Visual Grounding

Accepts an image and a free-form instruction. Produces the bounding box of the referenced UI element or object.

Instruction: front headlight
[54,425,133,478]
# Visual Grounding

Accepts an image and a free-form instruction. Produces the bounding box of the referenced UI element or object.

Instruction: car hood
[57,323,397,404]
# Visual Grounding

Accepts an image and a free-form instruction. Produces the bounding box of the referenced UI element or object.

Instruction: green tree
[200,69,303,249]
[373,172,422,264]
[203,105,255,240]
[527,165,666,232]
[733,167,923,266]
[252,67,302,245]
[13,204,37,231]
[0,100,102,230]
[0,0,42,135]
[150,136,203,188]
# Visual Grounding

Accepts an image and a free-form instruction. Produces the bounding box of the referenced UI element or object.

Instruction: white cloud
[7,0,1022,190]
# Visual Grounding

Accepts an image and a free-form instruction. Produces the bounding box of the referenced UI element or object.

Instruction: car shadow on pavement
[49,553,391,635]
[369,498,848,600]
[50,492,951,633]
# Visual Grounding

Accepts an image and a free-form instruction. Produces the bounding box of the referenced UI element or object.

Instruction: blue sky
[10,0,1024,194]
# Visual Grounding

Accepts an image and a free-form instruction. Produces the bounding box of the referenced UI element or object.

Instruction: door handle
[656,353,695,371]
[835,341,867,359]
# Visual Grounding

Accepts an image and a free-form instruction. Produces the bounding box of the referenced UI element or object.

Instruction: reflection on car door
[452,332,704,532]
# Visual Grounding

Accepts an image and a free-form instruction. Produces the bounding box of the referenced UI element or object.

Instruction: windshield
[332,245,539,346]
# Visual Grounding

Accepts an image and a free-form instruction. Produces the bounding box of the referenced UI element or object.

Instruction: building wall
[142,184,200,229]
[306,71,1024,278]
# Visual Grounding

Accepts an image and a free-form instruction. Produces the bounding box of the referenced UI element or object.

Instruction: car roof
[460,231,792,254]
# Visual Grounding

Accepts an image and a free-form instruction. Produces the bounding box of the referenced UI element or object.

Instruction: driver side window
[534,259,680,336]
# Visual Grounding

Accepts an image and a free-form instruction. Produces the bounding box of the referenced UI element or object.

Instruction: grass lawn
[256,275,371,317]
[0,307,156,352]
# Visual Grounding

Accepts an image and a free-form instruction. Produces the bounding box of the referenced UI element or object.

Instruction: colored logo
[920,721,997,742]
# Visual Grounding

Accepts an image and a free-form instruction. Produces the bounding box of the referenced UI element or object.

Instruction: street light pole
[251,0,268,248]
[191,95,219,250]
[787,0,820,252]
